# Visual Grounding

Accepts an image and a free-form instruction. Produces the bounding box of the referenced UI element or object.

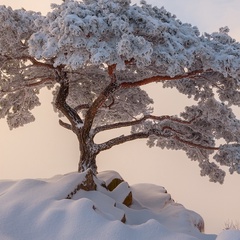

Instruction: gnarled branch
[97,131,160,152]
[55,70,83,132]
[97,127,219,153]
[97,128,176,152]
[93,113,200,136]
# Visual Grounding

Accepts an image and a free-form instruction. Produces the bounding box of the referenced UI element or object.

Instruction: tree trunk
[77,132,98,174]
[54,70,99,174]
[78,148,97,174]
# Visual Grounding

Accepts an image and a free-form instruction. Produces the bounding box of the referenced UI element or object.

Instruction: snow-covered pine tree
[1,0,240,183]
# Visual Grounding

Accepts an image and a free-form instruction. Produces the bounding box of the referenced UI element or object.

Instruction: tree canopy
[0,0,240,183]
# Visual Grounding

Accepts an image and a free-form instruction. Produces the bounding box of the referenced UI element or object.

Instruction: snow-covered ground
[0,170,239,240]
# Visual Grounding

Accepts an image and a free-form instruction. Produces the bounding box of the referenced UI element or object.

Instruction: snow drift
[0,170,238,240]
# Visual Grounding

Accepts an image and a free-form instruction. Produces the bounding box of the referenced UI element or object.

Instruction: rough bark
[78,133,98,173]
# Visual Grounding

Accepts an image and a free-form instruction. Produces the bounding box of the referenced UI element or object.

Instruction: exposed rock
[122,191,132,207]
[97,170,124,191]
[66,169,96,199]
[121,214,126,223]
[107,178,123,191]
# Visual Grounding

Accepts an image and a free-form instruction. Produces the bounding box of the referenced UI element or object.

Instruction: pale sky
[1,0,240,234]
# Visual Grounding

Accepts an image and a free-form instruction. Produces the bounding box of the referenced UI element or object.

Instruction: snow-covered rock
[0,170,217,240]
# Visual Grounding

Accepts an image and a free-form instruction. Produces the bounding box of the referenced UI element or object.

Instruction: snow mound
[0,170,218,240]
[216,230,240,240]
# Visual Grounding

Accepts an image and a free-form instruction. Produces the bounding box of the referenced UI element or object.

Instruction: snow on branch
[97,126,218,154]
[174,135,219,151]
[93,113,200,136]
[120,69,209,88]
[1,0,240,182]
[214,144,240,174]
